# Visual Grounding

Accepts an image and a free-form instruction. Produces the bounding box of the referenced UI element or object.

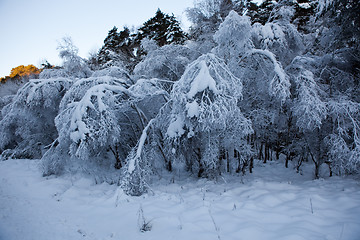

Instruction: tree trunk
[314,162,320,179]
[308,146,320,179]
[111,145,122,169]
[157,144,172,172]
[296,157,303,173]
[264,143,270,163]
[195,148,204,178]
[249,157,254,173]
[285,153,290,168]
[276,148,280,160]
[259,143,263,161]
[325,161,333,177]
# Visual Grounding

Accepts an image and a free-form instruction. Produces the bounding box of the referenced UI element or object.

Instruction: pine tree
[104,26,121,50]
[291,0,316,33]
[255,0,278,24]
[96,26,135,70]
[95,10,187,69]
[135,9,187,48]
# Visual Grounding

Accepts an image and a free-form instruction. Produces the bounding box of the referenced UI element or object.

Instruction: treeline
[1,9,186,83]
[1,65,41,83]
[0,0,359,196]
[0,61,58,84]
[89,9,188,72]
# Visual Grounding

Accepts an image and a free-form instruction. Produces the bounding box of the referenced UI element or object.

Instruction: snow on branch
[187,60,219,98]
[252,22,286,50]
[326,98,360,173]
[59,76,128,111]
[167,53,244,138]
[177,53,243,101]
[69,84,129,143]
[327,98,360,146]
[249,49,290,102]
[294,69,327,130]
[317,0,335,15]
[127,119,155,174]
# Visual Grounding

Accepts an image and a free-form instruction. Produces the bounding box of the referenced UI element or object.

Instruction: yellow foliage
[9,64,41,79]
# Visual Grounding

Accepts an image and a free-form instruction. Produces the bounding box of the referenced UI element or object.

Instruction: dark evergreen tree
[243,1,260,23]
[135,9,188,48]
[96,26,135,70]
[104,26,121,50]
[94,10,187,69]
[255,0,278,24]
[292,0,316,33]
[316,0,360,52]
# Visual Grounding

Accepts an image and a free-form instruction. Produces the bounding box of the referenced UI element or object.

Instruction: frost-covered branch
[127,119,155,174]
[249,49,290,102]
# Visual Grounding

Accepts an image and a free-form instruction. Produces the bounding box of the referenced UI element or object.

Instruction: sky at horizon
[0,0,194,78]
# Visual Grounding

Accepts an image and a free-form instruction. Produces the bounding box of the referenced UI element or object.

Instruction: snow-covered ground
[1,159,360,240]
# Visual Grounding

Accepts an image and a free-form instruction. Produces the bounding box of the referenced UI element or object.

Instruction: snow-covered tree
[315,0,360,53]
[41,76,128,176]
[214,11,291,102]
[251,4,305,65]
[135,9,188,48]
[213,10,291,165]
[286,49,359,177]
[121,119,155,196]
[326,98,360,175]
[289,57,327,131]
[0,78,72,160]
[96,27,136,70]
[286,56,327,176]
[164,53,253,177]
[41,74,168,182]
[213,11,253,69]
[56,37,92,78]
[186,0,225,54]
[134,40,198,88]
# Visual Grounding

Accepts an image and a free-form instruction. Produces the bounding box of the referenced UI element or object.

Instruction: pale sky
[0,0,194,77]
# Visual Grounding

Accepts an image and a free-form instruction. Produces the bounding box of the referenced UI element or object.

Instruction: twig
[208,208,221,240]
[138,205,152,232]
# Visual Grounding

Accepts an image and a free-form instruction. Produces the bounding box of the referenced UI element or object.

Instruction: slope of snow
[1,159,360,240]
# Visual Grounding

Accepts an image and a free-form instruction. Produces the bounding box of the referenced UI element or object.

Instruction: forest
[0,0,359,197]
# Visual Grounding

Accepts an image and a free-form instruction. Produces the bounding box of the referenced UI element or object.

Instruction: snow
[187,60,218,99]
[299,3,311,9]
[166,116,185,138]
[258,23,285,48]
[91,66,130,80]
[128,119,155,174]
[250,49,290,102]
[251,49,286,83]
[186,100,199,118]
[1,159,360,240]
[317,0,334,15]
[69,84,128,143]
